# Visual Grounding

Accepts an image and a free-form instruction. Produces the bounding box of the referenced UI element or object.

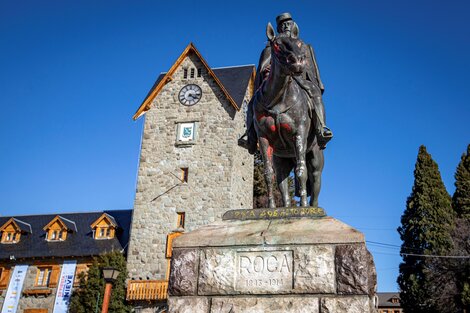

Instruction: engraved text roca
[235,251,293,292]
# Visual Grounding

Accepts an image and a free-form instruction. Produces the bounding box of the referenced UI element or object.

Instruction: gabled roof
[0,210,132,260]
[377,292,401,308]
[133,42,255,120]
[0,218,32,234]
[213,65,255,109]
[90,213,118,229]
[43,215,78,232]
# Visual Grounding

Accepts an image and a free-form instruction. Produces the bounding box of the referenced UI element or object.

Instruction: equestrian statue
[240,13,333,208]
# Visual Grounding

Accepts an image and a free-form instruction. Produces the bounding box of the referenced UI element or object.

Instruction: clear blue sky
[0,0,469,292]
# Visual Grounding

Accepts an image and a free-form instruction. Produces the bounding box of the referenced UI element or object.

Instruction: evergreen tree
[397,145,455,312]
[253,151,295,208]
[253,151,268,208]
[70,251,131,313]
[452,144,470,310]
[452,144,470,219]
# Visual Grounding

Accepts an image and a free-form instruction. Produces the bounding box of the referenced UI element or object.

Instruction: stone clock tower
[126,43,255,295]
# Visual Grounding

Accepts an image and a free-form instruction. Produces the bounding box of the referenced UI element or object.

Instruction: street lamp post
[101,267,120,313]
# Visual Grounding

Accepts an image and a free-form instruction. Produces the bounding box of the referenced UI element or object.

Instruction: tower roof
[133,42,255,120]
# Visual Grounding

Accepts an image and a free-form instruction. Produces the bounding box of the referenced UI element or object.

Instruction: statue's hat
[276,12,292,26]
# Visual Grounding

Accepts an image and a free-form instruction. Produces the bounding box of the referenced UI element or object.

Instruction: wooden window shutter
[0,267,11,289]
[48,265,61,288]
[166,232,183,258]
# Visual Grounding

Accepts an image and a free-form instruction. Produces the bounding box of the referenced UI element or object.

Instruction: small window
[95,227,113,239]
[2,230,20,244]
[197,68,202,77]
[183,68,188,79]
[35,267,52,287]
[177,212,185,228]
[190,68,195,78]
[47,229,66,241]
[181,168,189,183]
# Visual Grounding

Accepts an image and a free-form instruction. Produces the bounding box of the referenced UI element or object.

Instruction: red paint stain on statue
[267,145,274,159]
[281,123,292,132]
[256,114,267,122]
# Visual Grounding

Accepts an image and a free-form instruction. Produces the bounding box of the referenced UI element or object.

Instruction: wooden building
[0,210,131,313]
[377,292,403,313]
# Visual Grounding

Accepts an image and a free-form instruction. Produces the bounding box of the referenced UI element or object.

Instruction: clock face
[178,84,202,106]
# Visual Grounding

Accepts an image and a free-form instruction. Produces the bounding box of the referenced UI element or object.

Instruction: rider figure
[241,13,333,153]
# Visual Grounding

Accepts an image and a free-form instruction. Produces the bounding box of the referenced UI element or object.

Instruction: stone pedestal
[168,213,377,313]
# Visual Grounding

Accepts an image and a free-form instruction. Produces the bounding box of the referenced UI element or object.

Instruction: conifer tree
[397,145,455,312]
[452,144,470,219]
[70,251,131,313]
[452,144,470,310]
[252,151,295,208]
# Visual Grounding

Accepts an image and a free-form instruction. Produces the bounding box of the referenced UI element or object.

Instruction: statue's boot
[238,99,258,154]
[246,125,258,154]
[313,96,333,149]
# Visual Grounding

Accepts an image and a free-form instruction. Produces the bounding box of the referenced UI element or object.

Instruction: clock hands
[179,84,202,106]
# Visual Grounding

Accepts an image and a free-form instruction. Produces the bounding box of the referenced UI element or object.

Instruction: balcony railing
[127,280,168,301]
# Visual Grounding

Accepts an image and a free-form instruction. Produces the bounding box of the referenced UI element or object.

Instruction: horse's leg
[258,137,276,208]
[307,147,325,207]
[273,156,294,207]
[294,126,308,207]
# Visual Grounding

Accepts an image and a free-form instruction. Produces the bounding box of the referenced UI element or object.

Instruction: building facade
[1,43,256,312]
[126,42,255,302]
[377,292,403,313]
[0,210,131,313]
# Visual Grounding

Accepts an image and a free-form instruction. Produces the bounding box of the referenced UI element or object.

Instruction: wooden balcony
[126,280,168,301]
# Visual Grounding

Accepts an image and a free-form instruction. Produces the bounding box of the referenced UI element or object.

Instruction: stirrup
[322,127,333,139]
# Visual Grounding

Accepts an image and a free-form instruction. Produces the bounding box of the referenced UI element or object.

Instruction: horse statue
[252,23,324,208]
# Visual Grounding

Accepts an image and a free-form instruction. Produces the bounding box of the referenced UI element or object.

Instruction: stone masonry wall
[0,260,90,313]
[17,264,56,313]
[126,54,254,280]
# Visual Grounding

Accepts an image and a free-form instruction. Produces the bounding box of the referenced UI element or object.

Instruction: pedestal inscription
[235,250,293,292]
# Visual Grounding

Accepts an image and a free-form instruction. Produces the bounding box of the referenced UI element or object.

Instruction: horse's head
[266,22,307,76]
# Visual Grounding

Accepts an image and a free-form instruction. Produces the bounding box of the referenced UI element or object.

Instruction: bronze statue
[242,13,332,154]
[244,13,332,208]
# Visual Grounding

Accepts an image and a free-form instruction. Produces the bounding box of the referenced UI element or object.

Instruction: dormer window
[3,231,18,243]
[0,218,31,244]
[43,215,77,242]
[90,213,118,240]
